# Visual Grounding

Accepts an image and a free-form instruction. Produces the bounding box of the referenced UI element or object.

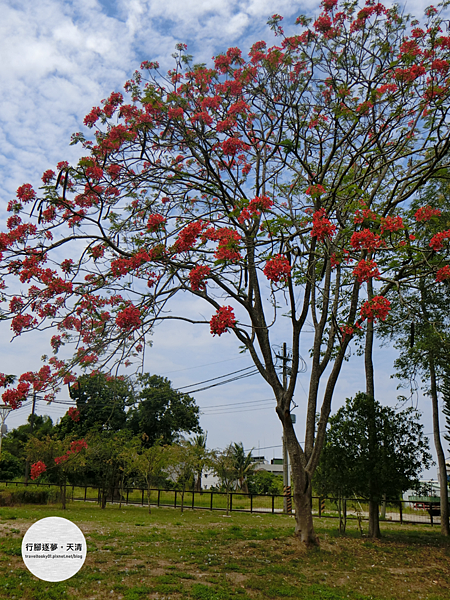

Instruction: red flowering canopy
[2,0,450,545]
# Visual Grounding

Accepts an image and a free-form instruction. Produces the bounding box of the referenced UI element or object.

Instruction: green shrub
[0,486,60,506]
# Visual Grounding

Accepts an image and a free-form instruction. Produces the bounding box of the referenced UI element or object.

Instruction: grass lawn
[0,502,449,600]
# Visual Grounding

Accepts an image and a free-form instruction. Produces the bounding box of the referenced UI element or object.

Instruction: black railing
[0,480,444,525]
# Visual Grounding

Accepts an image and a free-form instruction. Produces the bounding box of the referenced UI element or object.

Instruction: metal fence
[0,480,444,525]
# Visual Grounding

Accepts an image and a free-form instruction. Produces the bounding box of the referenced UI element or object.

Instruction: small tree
[188,433,208,492]
[166,441,197,513]
[211,444,237,514]
[129,438,168,513]
[230,442,255,493]
[27,435,88,509]
[316,392,432,536]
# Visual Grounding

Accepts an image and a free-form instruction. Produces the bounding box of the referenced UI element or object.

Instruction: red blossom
[360,296,390,322]
[415,206,442,221]
[210,306,237,336]
[68,406,80,422]
[146,214,166,232]
[174,221,205,253]
[189,265,211,291]
[380,215,404,234]
[115,305,142,330]
[263,255,291,284]
[436,265,450,282]
[42,170,55,184]
[214,229,242,262]
[311,209,336,241]
[247,195,274,213]
[16,184,36,203]
[30,461,47,480]
[84,106,102,127]
[429,229,450,251]
[350,229,384,251]
[305,184,326,196]
[352,259,380,283]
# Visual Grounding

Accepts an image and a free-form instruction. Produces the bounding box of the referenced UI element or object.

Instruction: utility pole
[24,392,37,486]
[281,342,290,513]
[0,404,12,459]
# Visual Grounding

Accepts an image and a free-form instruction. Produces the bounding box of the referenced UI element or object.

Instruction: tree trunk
[429,355,450,536]
[365,279,381,539]
[368,500,381,538]
[147,486,152,514]
[284,418,318,546]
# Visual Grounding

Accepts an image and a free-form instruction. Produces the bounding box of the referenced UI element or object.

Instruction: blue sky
[0,0,446,478]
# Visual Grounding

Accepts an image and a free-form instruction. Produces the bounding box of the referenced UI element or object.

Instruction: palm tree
[189,433,208,492]
[231,442,255,493]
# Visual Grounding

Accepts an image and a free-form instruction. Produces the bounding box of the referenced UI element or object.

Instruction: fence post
[158,489,161,507]
[229,492,233,513]
[84,486,87,502]
[250,494,253,513]
[272,495,275,514]
[210,491,213,511]
[126,488,129,505]
[430,507,434,526]
[399,500,403,525]
[192,491,195,510]
[141,488,144,506]
[318,497,322,518]
[174,490,177,508]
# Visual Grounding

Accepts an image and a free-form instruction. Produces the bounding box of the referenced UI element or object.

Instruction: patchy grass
[1,503,450,599]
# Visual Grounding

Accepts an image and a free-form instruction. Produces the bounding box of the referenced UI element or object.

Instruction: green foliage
[0,486,59,506]
[315,392,432,502]
[247,470,283,496]
[0,450,23,480]
[2,414,55,466]
[56,372,133,438]
[127,374,202,446]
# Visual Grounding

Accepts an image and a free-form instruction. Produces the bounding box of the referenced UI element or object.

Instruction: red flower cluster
[360,296,391,322]
[380,215,404,234]
[248,195,273,213]
[353,207,377,224]
[16,183,37,204]
[353,259,380,283]
[305,184,326,196]
[146,214,166,232]
[350,229,384,251]
[189,265,211,291]
[30,461,47,480]
[263,255,291,284]
[214,228,242,262]
[210,306,237,336]
[68,407,80,422]
[115,305,142,330]
[84,106,102,127]
[415,206,442,222]
[436,265,450,282]
[42,170,55,184]
[311,209,336,241]
[174,221,205,253]
[55,439,88,466]
[429,229,450,251]
[2,381,30,409]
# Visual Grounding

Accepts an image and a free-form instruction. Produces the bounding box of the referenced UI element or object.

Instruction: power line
[176,365,256,390]
[200,397,274,410]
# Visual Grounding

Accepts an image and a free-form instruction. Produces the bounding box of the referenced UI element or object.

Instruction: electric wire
[176,365,257,390]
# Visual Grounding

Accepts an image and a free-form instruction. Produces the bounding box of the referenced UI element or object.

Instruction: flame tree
[2,0,450,544]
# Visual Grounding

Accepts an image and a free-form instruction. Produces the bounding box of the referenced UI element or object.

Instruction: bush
[0,451,24,480]
[0,486,60,506]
